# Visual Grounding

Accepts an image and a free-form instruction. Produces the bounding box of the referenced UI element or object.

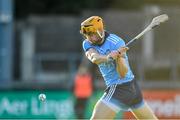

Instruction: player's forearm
[90,53,108,64]
[86,48,109,64]
[116,57,128,78]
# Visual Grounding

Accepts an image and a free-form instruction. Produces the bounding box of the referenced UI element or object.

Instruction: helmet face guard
[80,25,96,35]
[80,16,105,39]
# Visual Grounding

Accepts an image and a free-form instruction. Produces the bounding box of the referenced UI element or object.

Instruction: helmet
[80,16,104,38]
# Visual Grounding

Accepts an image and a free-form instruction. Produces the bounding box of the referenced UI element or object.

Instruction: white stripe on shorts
[104,84,117,101]
[104,85,115,101]
[107,84,117,101]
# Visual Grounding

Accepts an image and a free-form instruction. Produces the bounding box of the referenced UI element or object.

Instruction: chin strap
[97,30,105,38]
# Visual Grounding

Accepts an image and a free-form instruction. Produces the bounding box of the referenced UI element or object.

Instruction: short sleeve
[114,36,125,49]
[82,40,93,52]
[112,35,127,58]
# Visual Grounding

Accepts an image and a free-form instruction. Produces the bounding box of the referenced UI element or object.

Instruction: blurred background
[0,0,180,119]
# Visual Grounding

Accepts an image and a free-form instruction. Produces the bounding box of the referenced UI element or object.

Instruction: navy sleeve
[82,40,93,52]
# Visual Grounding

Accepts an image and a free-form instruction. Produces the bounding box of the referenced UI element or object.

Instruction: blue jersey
[82,32,134,87]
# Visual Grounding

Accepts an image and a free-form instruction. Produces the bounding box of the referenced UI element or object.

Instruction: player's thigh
[90,100,116,120]
[131,102,158,120]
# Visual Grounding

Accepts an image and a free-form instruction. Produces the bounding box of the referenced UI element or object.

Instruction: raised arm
[115,47,129,78]
[85,48,108,64]
[85,47,129,78]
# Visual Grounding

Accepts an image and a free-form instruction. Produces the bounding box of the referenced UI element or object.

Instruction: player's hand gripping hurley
[125,14,169,47]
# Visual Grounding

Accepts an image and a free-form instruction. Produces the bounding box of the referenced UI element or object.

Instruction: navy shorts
[101,80,144,112]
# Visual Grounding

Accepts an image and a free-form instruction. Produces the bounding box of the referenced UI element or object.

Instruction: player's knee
[131,103,158,120]
[90,111,116,120]
[90,113,100,120]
